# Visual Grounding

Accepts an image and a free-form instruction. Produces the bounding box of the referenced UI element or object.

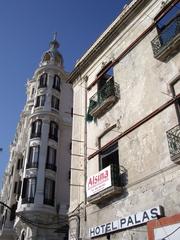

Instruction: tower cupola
[40,33,63,67]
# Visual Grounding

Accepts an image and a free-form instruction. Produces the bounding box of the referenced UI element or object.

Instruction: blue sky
[0,0,128,187]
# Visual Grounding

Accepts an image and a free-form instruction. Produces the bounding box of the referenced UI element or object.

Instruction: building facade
[0,37,72,240]
[68,0,180,239]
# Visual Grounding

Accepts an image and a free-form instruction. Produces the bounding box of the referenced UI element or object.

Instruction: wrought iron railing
[151,15,180,56]
[30,131,41,139]
[87,79,119,116]
[46,163,57,172]
[166,124,180,159]
[44,198,54,206]
[22,197,34,204]
[26,161,38,169]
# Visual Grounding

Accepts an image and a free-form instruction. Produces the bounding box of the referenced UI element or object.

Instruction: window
[38,73,47,88]
[87,64,119,120]
[26,146,39,168]
[35,94,46,107]
[49,121,58,141]
[30,120,42,138]
[53,75,61,91]
[17,158,23,170]
[44,178,55,206]
[99,143,119,171]
[14,182,18,194]
[51,95,59,110]
[17,181,22,199]
[151,2,180,60]
[46,146,57,171]
[22,178,36,204]
[20,231,26,240]
[31,87,35,98]
[14,181,22,198]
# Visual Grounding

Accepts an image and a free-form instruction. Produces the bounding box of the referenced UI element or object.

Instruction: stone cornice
[68,0,151,83]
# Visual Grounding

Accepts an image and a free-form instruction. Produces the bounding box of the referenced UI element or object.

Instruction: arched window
[49,121,58,142]
[21,231,25,240]
[38,73,47,88]
[53,75,60,91]
[30,120,42,138]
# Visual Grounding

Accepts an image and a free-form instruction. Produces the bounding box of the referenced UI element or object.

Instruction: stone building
[68,0,180,239]
[0,36,72,240]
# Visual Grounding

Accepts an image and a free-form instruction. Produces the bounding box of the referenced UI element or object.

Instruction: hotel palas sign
[86,165,111,198]
[89,206,164,238]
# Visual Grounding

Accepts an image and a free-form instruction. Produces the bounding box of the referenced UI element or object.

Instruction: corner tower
[0,36,72,240]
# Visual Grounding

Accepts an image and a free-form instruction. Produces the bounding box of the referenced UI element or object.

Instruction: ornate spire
[40,33,63,67]
[49,32,60,50]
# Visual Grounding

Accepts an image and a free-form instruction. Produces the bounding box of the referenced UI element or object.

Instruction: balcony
[151,15,180,61]
[46,163,57,172]
[166,124,180,162]
[44,199,54,206]
[30,132,41,139]
[88,78,119,118]
[21,197,34,204]
[49,134,58,142]
[26,162,38,169]
[87,164,122,204]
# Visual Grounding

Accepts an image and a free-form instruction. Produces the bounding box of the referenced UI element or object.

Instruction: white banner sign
[89,206,164,238]
[86,165,112,198]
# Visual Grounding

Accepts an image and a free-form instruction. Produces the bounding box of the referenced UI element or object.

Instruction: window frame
[44,178,55,206]
[46,146,57,171]
[26,145,40,169]
[49,121,58,142]
[30,119,42,139]
[22,177,37,204]
[51,95,60,110]
[53,74,61,91]
[35,94,46,108]
[38,73,47,88]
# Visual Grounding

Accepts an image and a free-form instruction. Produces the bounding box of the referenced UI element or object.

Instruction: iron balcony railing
[30,131,41,139]
[21,197,34,204]
[166,124,180,159]
[46,163,57,172]
[26,161,38,169]
[88,79,119,114]
[151,15,180,57]
[44,198,54,206]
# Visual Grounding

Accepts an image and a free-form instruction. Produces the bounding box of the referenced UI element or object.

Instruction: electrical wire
[157,225,180,240]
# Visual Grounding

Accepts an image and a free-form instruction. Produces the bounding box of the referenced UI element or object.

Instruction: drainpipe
[84,76,88,222]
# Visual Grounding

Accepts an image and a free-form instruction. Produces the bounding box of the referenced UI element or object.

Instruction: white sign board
[86,165,111,198]
[89,206,164,238]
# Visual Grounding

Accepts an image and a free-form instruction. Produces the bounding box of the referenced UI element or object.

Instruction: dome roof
[40,33,63,67]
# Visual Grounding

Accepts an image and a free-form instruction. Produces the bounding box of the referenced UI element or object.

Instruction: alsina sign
[86,165,111,198]
[89,206,164,238]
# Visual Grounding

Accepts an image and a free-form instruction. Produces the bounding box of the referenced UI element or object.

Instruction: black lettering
[134,214,141,224]
[101,224,106,234]
[106,223,111,233]
[112,221,118,230]
[142,211,150,222]
[120,218,126,228]
[150,208,158,219]
[127,216,134,226]
[90,228,95,237]
[95,227,100,235]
